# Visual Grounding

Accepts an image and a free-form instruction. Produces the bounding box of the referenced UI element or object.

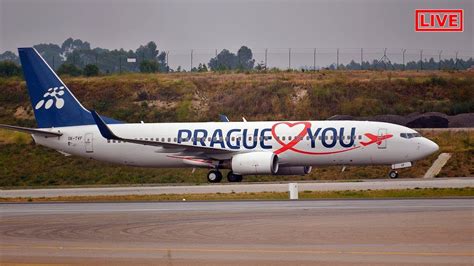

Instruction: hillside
[0,70,473,186]
[1,70,473,127]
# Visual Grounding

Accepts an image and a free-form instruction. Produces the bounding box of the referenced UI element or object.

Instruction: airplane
[0,48,439,182]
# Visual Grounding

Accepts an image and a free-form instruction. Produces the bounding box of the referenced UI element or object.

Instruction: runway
[2,177,473,198]
[1,199,473,265]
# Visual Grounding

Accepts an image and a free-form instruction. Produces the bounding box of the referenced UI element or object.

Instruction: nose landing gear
[388,170,399,179]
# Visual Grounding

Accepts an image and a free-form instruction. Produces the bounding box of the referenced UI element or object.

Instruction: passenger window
[232,137,235,141]
[168,137,171,142]
[358,135,362,140]
[288,136,292,140]
[174,138,177,142]
[282,136,286,141]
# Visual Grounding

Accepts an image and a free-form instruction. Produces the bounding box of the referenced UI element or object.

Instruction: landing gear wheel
[227,171,243,182]
[389,170,399,179]
[207,170,222,183]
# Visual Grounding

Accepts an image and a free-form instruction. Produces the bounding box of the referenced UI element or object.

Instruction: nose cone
[421,138,439,157]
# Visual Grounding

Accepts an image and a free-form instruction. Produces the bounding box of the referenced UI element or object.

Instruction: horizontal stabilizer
[0,124,62,137]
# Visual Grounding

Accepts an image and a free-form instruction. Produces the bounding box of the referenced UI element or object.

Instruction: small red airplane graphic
[360,133,393,146]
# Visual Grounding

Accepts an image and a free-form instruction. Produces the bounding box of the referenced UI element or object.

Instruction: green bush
[57,63,82,76]
[83,64,100,77]
[0,61,21,77]
[140,60,159,73]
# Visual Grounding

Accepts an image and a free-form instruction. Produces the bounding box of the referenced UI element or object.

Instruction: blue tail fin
[18,47,121,128]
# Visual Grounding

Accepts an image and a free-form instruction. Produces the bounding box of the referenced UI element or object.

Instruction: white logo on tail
[35,86,65,110]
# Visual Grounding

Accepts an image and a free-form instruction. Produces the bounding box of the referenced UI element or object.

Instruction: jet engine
[231,152,279,175]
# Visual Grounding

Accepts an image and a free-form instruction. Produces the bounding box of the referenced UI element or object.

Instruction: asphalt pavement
[1,199,473,265]
[1,177,473,198]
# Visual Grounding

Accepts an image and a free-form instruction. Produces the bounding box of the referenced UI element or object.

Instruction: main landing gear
[388,170,399,179]
[207,170,222,183]
[207,170,243,183]
[227,171,243,182]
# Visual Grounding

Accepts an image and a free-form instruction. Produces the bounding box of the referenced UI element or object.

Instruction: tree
[157,51,169,72]
[208,46,255,71]
[208,49,237,70]
[61,37,91,54]
[83,64,100,76]
[0,51,19,64]
[136,41,159,61]
[57,63,82,76]
[34,43,63,69]
[237,46,255,69]
[0,61,21,77]
[140,60,159,73]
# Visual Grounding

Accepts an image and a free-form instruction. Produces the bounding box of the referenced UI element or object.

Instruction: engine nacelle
[274,166,312,176]
[231,152,279,175]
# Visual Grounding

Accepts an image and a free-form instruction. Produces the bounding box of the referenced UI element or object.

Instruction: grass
[1,187,473,203]
[0,129,472,187]
[0,70,473,126]
[0,70,472,186]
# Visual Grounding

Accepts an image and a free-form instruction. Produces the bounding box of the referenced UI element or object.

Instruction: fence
[5,47,474,73]
[166,48,473,71]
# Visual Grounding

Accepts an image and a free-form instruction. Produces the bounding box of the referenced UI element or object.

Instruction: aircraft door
[84,133,94,153]
[377,128,387,149]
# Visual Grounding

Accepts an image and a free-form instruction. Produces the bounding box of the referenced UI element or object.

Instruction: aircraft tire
[227,171,243,182]
[388,170,399,179]
[207,170,222,183]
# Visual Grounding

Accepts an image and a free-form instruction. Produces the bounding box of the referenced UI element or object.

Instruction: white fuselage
[33,120,439,169]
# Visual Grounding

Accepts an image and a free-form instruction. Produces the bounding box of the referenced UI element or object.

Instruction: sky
[0,0,472,56]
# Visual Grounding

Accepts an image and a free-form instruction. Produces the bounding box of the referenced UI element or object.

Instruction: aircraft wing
[90,110,236,155]
[0,124,63,137]
[219,114,230,122]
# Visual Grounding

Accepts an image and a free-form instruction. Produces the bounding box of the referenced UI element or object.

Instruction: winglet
[90,110,120,140]
[219,114,230,122]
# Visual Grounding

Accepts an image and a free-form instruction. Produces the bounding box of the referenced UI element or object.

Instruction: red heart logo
[271,121,312,155]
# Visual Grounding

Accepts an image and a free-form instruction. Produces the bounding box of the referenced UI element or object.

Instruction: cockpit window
[400,132,422,139]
